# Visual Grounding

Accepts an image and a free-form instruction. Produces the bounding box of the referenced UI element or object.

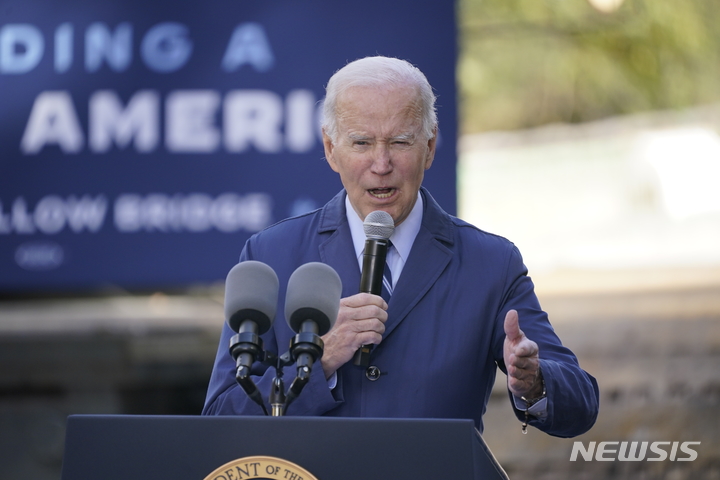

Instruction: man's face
[322,85,436,226]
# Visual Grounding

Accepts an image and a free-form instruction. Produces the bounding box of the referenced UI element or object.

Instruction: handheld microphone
[353,210,395,366]
[224,260,279,414]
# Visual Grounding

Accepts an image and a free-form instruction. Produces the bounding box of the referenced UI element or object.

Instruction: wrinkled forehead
[338,81,421,100]
[335,85,424,130]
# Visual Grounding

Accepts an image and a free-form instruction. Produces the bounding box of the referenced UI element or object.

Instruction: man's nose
[370,145,392,174]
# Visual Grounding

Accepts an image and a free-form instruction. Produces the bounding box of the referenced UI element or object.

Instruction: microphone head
[224,261,279,334]
[285,262,342,335]
[363,210,394,240]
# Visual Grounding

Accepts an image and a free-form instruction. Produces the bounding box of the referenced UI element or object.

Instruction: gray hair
[322,56,438,143]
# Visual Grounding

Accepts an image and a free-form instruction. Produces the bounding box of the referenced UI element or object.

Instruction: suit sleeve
[493,245,599,438]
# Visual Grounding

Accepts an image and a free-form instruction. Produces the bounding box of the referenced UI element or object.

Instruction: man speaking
[203,56,599,437]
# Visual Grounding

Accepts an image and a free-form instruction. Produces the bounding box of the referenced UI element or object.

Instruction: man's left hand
[503,309,543,399]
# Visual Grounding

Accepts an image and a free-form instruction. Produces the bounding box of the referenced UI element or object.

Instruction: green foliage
[458,0,720,133]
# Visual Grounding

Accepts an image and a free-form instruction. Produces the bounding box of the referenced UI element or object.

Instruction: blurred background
[1,0,719,479]
[457,1,720,478]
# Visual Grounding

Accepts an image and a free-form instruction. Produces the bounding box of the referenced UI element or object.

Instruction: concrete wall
[0,294,222,480]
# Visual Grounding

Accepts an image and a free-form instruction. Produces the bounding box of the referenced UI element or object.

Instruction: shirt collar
[345,192,423,264]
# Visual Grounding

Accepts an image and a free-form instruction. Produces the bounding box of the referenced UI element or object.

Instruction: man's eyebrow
[345,132,416,142]
[390,132,416,142]
[348,133,372,141]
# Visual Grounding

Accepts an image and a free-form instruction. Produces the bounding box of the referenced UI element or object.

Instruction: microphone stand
[229,330,269,416]
[285,320,324,411]
[228,324,324,416]
[269,357,287,417]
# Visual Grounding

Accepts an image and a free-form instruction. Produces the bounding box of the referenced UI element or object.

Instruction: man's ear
[322,129,339,173]
[424,127,438,170]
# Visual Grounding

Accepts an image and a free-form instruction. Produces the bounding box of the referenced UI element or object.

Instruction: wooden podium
[61,415,508,480]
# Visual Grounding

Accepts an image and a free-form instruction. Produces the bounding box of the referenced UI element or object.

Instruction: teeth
[370,189,394,199]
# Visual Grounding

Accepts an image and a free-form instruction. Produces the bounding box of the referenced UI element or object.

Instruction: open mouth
[368,188,395,199]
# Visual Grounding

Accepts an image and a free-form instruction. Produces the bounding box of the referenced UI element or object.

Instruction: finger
[507,365,536,383]
[507,353,539,371]
[363,315,387,333]
[512,338,539,359]
[506,360,538,382]
[506,351,534,371]
[503,309,522,342]
[353,330,384,347]
[337,304,388,324]
[323,316,386,345]
[340,293,388,310]
[343,317,387,336]
[356,305,388,323]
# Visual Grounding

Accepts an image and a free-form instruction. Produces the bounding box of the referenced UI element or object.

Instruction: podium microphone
[353,210,395,366]
[284,262,342,410]
[224,260,279,415]
[285,262,342,368]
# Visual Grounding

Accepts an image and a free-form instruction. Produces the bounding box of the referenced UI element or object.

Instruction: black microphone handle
[354,237,389,366]
[285,320,323,413]
[239,318,259,335]
[230,319,269,415]
[359,238,389,294]
[234,319,262,368]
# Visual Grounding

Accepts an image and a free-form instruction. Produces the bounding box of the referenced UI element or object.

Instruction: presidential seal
[204,455,319,480]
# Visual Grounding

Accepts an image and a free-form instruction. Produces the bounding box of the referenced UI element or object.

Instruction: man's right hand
[320,293,388,379]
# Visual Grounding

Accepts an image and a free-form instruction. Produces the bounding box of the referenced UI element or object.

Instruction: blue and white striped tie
[382,243,393,302]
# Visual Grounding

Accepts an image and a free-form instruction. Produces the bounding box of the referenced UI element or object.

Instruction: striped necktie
[382,243,393,302]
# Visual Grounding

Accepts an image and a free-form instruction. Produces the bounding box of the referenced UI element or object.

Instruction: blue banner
[0,0,457,293]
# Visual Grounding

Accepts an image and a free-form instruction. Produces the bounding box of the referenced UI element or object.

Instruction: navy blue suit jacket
[203,188,599,437]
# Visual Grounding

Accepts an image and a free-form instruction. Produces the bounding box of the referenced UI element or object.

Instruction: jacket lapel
[313,188,455,340]
[383,188,454,339]
[316,191,362,298]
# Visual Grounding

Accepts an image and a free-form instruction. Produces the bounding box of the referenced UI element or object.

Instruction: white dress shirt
[345,192,423,286]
